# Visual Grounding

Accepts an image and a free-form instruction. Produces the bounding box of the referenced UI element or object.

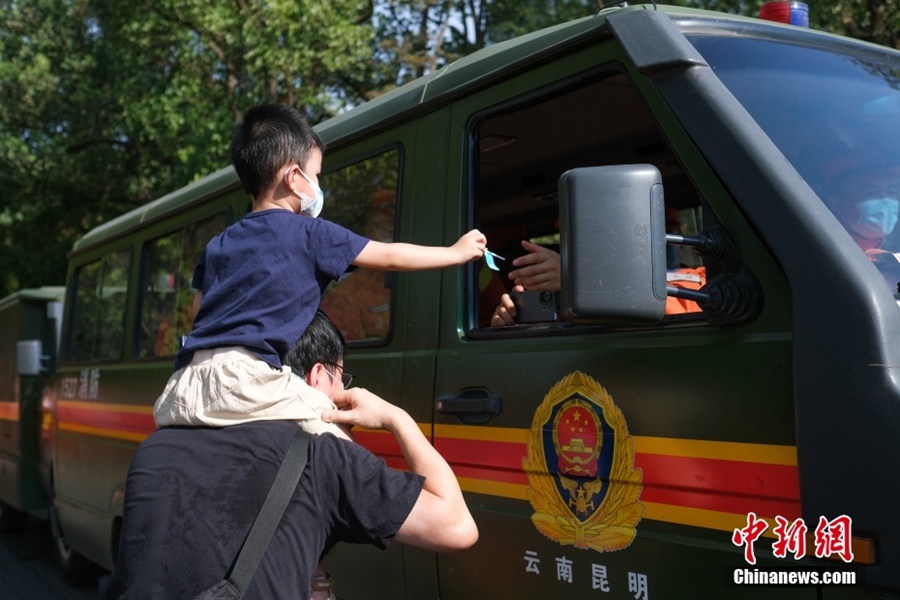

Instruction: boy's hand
[451,229,487,264]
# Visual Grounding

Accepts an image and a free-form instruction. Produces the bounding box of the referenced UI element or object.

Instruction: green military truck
[6,3,900,597]
[0,287,64,532]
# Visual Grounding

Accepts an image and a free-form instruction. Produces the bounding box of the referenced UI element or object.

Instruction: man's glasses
[325,365,354,389]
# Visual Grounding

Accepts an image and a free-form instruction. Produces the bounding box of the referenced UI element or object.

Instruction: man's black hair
[284,311,346,377]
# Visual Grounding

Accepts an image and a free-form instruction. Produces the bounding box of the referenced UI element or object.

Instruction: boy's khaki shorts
[153,346,341,435]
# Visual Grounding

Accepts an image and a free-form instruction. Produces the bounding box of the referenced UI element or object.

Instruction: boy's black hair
[231,104,326,198]
[284,311,346,377]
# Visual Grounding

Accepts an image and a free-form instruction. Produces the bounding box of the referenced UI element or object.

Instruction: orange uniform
[665,266,706,314]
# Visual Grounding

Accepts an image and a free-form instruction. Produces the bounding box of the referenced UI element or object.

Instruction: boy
[153,104,486,437]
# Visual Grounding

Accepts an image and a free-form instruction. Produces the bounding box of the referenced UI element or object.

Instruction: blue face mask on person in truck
[849,197,900,240]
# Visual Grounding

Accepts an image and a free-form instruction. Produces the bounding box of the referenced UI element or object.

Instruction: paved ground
[0,516,104,600]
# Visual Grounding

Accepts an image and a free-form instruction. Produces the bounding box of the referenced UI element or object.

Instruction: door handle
[435,387,501,424]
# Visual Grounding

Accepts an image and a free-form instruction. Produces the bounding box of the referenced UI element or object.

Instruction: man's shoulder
[143,424,378,469]
[147,421,300,450]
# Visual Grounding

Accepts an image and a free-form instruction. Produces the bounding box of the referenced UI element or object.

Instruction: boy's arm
[352,229,486,271]
[322,388,478,552]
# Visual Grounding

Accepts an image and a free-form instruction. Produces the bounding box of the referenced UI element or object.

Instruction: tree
[367,0,594,94]
[0,0,123,295]
[676,0,900,49]
[0,0,375,298]
[449,0,593,54]
[816,0,900,49]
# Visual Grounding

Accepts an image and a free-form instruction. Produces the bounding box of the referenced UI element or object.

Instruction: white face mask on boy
[297,170,324,218]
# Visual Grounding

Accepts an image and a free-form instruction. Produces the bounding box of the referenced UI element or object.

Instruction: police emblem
[523,371,643,552]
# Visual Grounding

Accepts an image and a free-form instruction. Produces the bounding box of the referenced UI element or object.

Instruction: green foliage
[368,0,594,92]
[0,0,374,298]
[673,0,900,49]
[0,0,120,296]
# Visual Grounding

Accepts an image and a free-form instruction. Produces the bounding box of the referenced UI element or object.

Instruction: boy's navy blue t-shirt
[175,210,369,370]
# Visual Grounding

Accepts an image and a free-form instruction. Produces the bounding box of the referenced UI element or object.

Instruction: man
[106,313,478,599]
[822,154,900,291]
[824,155,900,252]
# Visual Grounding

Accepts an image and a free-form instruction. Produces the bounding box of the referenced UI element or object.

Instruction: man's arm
[352,229,486,271]
[506,240,561,291]
[322,388,478,552]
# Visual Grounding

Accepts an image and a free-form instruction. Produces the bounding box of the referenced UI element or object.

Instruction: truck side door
[432,38,803,599]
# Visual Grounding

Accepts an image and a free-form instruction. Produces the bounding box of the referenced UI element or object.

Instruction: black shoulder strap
[227,429,311,596]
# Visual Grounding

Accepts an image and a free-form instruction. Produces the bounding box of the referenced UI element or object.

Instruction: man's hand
[325,385,478,552]
[304,316,478,554]
[451,229,488,265]
[491,284,525,327]
[508,240,560,291]
[322,387,401,432]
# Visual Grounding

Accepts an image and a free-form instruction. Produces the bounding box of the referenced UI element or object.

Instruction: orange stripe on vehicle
[634,435,797,466]
[57,401,155,440]
[0,402,18,421]
[458,476,528,500]
[457,478,795,535]
[51,406,801,532]
[434,424,797,465]
[431,425,800,532]
[58,421,147,443]
[642,502,789,537]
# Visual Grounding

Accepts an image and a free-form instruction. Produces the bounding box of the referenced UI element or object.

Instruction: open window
[472,71,708,330]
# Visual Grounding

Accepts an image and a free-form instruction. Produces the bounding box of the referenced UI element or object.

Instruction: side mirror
[559,165,667,323]
[17,340,44,376]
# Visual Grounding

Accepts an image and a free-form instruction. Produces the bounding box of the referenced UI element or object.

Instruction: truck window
[690,33,900,297]
[69,249,131,362]
[319,149,399,343]
[472,72,708,329]
[138,213,228,358]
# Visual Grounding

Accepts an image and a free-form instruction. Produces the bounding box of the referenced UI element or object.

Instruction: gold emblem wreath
[523,371,644,552]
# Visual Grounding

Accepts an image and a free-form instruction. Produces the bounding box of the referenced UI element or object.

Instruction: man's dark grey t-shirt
[106,421,423,599]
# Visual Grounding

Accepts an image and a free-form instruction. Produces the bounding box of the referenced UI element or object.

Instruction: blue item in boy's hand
[484,250,506,271]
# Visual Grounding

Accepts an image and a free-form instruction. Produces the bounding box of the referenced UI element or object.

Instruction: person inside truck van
[489,208,705,326]
[107,312,478,600]
[154,103,487,437]
[822,155,900,291]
